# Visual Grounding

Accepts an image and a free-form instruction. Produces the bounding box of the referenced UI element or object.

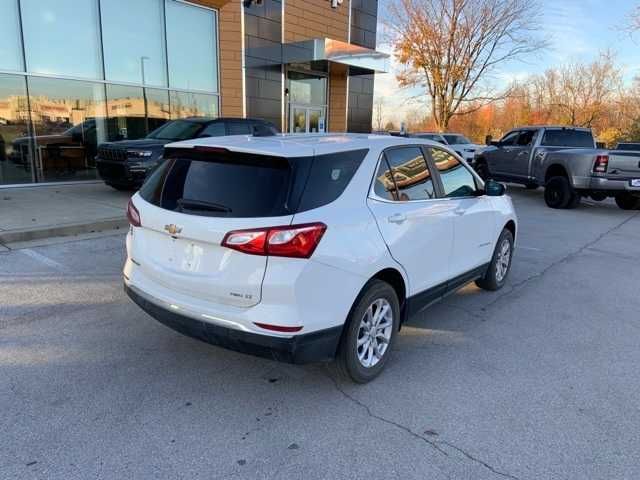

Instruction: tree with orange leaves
[387,0,547,131]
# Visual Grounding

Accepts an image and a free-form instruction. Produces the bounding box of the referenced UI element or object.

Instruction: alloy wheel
[495,238,511,282]
[356,298,393,368]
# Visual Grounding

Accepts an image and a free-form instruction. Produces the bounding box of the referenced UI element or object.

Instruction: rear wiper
[177,198,232,213]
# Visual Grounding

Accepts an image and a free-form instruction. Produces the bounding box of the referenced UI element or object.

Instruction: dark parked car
[96,117,279,190]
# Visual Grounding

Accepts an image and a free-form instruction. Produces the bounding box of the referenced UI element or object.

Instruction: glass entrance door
[289,105,326,133]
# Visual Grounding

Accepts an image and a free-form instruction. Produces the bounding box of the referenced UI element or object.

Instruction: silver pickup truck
[475,126,640,210]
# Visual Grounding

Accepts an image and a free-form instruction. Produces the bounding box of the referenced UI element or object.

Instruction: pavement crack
[482,211,640,312]
[327,370,521,480]
[437,440,521,480]
[327,371,449,458]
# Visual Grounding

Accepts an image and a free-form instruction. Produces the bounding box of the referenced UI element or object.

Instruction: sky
[373,0,640,126]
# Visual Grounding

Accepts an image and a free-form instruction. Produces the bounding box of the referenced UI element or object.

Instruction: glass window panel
[166,1,218,92]
[287,71,327,105]
[170,91,218,119]
[199,122,226,137]
[27,76,107,182]
[385,147,436,201]
[430,148,478,198]
[0,0,24,71]
[0,74,33,185]
[101,0,167,87]
[105,85,169,141]
[21,0,102,79]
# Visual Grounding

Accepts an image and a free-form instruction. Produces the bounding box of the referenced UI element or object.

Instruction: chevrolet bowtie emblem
[164,224,182,235]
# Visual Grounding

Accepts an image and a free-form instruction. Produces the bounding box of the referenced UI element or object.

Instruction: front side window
[199,122,226,137]
[429,148,478,198]
[21,0,102,79]
[499,131,520,146]
[377,147,436,201]
[147,120,202,141]
[227,122,252,135]
[516,130,536,147]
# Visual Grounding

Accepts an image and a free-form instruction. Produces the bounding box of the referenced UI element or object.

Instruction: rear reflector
[127,199,141,227]
[593,155,609,173]
[222,222,326,259]
[254,322,303,333]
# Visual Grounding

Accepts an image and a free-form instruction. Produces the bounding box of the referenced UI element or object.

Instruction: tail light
[593,155,609,173]
[222,223,327,258]
[127,199,141,227]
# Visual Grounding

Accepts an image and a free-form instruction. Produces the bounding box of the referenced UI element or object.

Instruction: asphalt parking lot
[2,186,640,480]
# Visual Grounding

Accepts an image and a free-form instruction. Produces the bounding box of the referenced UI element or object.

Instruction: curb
[0,217,129,245]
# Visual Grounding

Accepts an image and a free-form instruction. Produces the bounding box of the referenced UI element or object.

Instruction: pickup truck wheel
[615,193,640,210]
[544,176,573,209]
[337,280,399,383]
[476,229,514,291]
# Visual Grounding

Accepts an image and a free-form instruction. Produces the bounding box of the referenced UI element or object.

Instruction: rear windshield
[140,148,368,217]
[541,129,594,148]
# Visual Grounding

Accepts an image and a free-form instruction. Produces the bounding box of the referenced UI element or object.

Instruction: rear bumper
[125,284,343,364]
[573,175,640,193]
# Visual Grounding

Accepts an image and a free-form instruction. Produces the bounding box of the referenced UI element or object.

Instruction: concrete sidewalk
[0,182,130,247]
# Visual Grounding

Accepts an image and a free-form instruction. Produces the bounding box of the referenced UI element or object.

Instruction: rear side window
[541,129,594,147]
[297,149,368,212]
[374,147,436,201]
[429,148,478,198]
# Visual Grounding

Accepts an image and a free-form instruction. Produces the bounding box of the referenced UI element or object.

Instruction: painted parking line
[20,249,66,271]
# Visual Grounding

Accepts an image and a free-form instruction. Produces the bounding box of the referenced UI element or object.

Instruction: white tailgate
[129,194,293,308]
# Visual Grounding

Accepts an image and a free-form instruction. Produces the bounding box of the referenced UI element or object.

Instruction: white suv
[124,134,517,383]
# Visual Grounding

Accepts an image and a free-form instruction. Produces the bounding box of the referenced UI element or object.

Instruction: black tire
[566,191,581,209]
[615,193,640,210]
[525,183,539,190]
[475,161,490,180]
[589,192,607,202]
[337,280,400,383]
[544,176,573,209]
[476,229,514,291]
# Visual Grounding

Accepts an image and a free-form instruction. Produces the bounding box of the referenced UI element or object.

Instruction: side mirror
[484,179,506,197]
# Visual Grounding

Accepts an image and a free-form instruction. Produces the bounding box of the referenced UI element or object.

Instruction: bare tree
[627,5,640,33]
[387,0,547,131]
[533,52,621,127]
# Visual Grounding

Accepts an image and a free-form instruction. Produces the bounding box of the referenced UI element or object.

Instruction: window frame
[425,146,484,199]
[368,144,444,203]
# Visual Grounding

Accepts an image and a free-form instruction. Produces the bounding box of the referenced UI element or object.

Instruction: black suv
[96,117,279,190]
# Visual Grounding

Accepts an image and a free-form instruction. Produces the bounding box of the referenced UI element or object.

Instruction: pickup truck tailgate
[607,151,640,176]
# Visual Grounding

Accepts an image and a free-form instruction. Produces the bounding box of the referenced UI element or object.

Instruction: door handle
[454,208,465,216]
[388,213,407,224]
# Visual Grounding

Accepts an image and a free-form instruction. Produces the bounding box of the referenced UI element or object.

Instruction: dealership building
[0,0,386,187]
